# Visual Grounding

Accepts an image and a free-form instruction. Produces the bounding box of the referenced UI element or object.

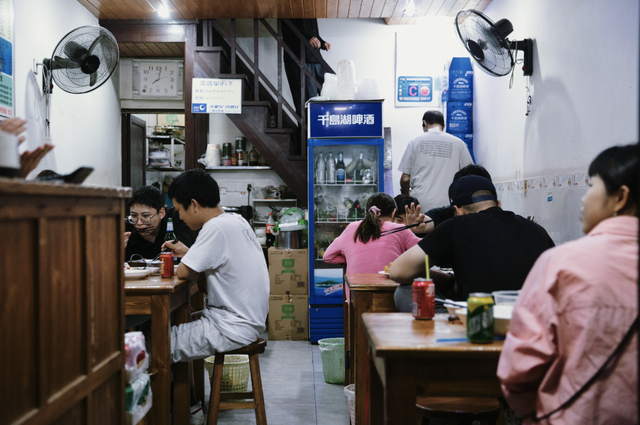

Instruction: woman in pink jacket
[323,193,421,273]
[497,144,638,424]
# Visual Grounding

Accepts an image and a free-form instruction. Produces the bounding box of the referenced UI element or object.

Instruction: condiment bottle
[231,152,238,166]
[249,146,259,166]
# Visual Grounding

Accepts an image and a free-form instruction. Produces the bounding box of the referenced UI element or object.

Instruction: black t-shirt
[125,207,194,262]
[418,207,555,300]
[425,205,454,228]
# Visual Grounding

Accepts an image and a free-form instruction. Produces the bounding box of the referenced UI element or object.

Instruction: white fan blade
[53,56,81,69]
[87,34,106,55]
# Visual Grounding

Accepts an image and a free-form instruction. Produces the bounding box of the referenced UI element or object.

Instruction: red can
[412,278,435,320]
[160,252,174,278]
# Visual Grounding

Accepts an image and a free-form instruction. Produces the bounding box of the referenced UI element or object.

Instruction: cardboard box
[268,247,308,295]
[268,294,308,341]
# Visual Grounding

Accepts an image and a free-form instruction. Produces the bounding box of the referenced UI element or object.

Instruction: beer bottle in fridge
[336,152,346,183]
[354,151,365,183]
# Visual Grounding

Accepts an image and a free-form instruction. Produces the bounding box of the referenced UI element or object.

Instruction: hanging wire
[525,75,532,116]
[509,40,524,89]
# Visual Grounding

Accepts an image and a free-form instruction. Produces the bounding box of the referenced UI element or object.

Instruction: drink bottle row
[315,151,373,184]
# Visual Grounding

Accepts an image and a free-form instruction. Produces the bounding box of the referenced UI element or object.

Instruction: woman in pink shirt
[323,193,421,273]
[497,144,638,424]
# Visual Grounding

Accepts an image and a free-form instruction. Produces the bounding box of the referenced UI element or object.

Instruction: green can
[466,292,494,343]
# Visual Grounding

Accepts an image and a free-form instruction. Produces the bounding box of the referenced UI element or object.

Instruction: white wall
[15,0,122,185]
[474,0,639,243]
[319,18,469,196]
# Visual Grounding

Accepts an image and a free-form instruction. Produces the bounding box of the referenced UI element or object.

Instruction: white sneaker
[190,401,205,425]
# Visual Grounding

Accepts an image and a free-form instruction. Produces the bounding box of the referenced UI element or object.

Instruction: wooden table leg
[344,292,350,386]
[173,303,190,425]
[151,295,170,425]
[355,294,372,425]
[368,350,384,425]
[376,357,417,425]
[192,291,206,405]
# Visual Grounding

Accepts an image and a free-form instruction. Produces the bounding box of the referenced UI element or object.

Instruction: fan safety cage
[50,25,119,94]
[456,10,513,77]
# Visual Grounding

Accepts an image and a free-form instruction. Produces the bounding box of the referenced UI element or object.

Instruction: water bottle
[316,153,325,184]
[265,213,276,247]
[327,153,335,183]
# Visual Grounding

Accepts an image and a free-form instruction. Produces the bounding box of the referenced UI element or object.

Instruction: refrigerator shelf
[315,219,360,223]
[314,182,378,186]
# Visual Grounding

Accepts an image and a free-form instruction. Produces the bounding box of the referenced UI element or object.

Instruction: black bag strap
[532,316,638,422]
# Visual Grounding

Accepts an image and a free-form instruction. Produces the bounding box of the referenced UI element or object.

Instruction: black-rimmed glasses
[127,212,158,224]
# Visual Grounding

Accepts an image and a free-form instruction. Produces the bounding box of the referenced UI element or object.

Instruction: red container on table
[160,252,174,277]
[412,278,435,320]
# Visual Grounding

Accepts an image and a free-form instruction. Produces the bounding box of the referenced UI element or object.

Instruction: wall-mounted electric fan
[455,9,533,77]
[42,25,119,93]
[31,25,119,183]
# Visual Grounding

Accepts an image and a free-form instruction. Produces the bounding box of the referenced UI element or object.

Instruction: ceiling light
[404,0,416,16]
[156,5,170,18]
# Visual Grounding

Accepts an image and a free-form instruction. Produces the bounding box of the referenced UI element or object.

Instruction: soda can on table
[467,292,494,343]
[412,278,435,320]
[160,252,174,278]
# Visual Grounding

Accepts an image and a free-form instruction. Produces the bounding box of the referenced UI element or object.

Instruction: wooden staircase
[193,19,335,204]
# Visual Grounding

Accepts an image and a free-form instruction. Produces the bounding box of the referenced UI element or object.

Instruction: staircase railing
[200,19,335,154]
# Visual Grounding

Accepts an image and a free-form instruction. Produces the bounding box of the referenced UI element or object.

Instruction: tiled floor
[203,337,351,425]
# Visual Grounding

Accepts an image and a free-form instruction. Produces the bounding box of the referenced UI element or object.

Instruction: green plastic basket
[318,338,345,384]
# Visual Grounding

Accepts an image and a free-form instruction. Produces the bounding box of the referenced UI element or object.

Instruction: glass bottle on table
[164,218,179,266]
[335,152,346,183]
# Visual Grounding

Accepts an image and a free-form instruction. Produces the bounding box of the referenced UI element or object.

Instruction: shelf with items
[147,136,185,171]
[314,182,378,187]
[252,198,297,226]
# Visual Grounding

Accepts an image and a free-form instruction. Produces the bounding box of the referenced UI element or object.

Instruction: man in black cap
[391,175,555,310]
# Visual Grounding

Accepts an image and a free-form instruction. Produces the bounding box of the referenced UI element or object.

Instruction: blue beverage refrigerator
[307,100,385,343]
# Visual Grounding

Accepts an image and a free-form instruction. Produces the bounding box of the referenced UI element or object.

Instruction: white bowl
[454,305,513,336]
[444,300,467,316]
[492,290,520,305]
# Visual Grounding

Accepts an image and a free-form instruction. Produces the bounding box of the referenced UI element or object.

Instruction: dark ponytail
[353,193,397,244]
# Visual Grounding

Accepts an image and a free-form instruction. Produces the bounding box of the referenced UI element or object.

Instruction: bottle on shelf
[316,153,325,184]
[231,152,238,166]
[336,152,346,183]
[327,153,335,183]
[265,212,276,247]
[249,146,259,166]
[354,151,364,183]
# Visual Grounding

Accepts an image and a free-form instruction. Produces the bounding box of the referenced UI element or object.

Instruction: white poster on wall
[0,0,14,118]
[395,31,447,108]
[191,78,242,114]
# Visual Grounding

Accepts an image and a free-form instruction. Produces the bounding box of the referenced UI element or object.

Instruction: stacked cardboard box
[268,247,309,340]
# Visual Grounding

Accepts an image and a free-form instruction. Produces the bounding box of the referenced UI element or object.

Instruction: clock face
[139,62,179,97]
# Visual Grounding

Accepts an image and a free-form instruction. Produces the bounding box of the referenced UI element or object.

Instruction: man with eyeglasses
[124,185,194,262]
[398,110,474,210]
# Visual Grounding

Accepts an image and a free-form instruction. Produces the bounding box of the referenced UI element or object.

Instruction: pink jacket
[323,221,420,274]
[497,216,638,424]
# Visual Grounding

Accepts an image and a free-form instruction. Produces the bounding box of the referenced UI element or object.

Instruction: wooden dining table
[362,313,504,425]
[343,273,399,425]
[125,276,204,425]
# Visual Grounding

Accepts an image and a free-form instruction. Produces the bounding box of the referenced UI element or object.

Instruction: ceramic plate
[378,271,390,276]
[125,268,152,279]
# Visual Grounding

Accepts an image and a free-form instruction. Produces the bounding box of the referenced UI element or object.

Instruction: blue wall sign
[307,101,383,139]
[397,76,432,103]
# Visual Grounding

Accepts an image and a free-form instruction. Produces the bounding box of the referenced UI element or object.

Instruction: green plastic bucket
[318,338,345,384]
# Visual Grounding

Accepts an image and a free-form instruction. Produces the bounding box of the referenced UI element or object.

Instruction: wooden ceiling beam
[100,20,197,44]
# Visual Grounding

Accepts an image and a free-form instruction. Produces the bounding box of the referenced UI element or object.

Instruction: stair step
[220,74,250,85]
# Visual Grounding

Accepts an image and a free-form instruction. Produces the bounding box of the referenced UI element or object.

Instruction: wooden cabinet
[0,179,131,425]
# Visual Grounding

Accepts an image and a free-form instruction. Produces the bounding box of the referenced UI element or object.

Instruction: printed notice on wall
[191,78,242,114]
[0,0,13,118]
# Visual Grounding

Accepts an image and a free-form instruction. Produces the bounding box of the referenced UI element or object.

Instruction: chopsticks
[152,239,180,262]
[380,220,433,236]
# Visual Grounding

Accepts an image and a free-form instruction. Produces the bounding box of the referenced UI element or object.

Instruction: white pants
[170,308,243,363]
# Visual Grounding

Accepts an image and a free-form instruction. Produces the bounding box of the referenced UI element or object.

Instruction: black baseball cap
[449,175,497,207]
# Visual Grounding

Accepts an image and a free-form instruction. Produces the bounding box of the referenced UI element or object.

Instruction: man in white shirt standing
[164,169,269,363]
[398,110,474,210]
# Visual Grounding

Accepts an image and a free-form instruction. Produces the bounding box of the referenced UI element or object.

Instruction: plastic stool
[207,339,267,425]
[416,397,501,425]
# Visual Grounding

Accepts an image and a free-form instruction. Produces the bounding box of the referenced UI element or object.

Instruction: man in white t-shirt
[398,110,474,210]
[164,169,269,363]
